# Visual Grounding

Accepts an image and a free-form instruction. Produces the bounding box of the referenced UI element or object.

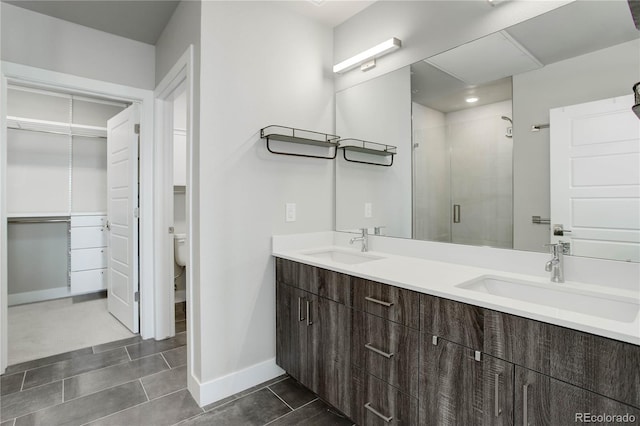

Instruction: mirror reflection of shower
[411,68,513,249]
[502,115,513,138]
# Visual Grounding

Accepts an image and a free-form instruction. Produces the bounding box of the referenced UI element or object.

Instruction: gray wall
[0,3,155,90]
[8,223,68,295]
[512,39,640,252]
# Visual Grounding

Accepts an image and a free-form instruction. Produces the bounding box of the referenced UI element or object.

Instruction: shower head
[501,116,513,124]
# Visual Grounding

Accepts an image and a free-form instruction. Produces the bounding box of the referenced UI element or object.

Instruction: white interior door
[550,95,640,262]
[107,104,139,333]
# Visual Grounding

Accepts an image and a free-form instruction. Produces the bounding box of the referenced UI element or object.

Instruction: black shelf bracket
[338,138,397,167]
[260,125,340,160]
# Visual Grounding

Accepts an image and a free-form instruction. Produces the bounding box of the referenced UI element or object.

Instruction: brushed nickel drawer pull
[364,402,393,423]
[306,299,312,326]
[365,343,394,359]
[365,296,394,307]
[298,297,305,322]
[494,373,502,417]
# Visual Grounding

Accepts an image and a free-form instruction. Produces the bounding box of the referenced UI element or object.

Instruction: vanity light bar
[333,38,402,74]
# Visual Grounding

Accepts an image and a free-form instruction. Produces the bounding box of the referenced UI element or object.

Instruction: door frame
[0,61,156,372]
[153,46,194,340]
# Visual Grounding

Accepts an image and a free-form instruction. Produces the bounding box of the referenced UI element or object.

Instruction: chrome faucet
[545,241,570,283]
[350,228,369,252]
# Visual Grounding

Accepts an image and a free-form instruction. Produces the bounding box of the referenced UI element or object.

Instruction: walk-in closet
[5,85,135,364]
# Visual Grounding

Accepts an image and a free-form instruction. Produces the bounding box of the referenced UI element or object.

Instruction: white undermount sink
[457,276,639,323]
[301,249,385,265]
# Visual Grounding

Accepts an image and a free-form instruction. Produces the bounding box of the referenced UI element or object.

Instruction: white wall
[196,1,334,404]
[333,1,570,92]
[0,3,155,90]
[336,67,412,238]
[512,39,640,252]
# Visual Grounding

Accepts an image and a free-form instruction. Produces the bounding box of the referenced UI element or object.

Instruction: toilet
[174,233,187,266]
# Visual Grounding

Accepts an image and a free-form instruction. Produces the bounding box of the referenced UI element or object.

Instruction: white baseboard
[189,357,285,407]
[8,286,71,306]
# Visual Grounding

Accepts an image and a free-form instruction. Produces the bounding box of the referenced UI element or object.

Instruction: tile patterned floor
[1,304,353,426]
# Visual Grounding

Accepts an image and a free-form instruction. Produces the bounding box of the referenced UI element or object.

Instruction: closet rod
[7,126,106,139]
[8,217,70,224]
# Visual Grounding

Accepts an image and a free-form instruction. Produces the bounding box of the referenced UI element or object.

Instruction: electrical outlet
[285,203,296,222]
[364,202,373,218]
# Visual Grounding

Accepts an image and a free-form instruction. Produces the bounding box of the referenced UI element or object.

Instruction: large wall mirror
[336,0,640,262]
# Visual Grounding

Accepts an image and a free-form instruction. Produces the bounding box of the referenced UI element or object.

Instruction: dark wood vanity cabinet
[275,258,640,425]
[275,259,351,416]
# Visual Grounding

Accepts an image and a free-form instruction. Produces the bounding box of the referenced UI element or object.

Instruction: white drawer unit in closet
[70,215,108,294]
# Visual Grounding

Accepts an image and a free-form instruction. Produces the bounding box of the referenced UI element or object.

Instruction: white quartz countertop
[273,237,640,346]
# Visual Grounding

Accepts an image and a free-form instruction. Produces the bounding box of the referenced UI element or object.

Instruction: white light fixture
[466,97,479,103]
[333,38,402,74]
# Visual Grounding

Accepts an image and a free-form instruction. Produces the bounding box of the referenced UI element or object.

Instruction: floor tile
[201,375,288,412]
[162,345,187,368]
[1,420,15,426]
[268,378,317,409]
[1,372,25,396]
[88,388,201,426]
[141,365,187,400]
[266,399,353,426]
[92,336,142,354]
[175,320,187,333]
[1,381,62,421]
[5,348,93,375]
[63,354,169,401]
[126,332,186,360]
[22,348,129,390]
[183,388,291,426]
[14,381,147,426]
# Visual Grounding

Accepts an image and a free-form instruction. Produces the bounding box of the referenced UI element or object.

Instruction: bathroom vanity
[273,237,640,425]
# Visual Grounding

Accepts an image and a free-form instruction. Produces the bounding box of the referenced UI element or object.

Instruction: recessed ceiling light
[466,97,479,103]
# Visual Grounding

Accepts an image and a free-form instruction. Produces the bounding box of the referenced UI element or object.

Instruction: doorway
[0,62,157,373]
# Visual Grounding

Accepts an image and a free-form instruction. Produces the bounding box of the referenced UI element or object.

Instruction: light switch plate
[285,203,296,222]
[364,202,372,218]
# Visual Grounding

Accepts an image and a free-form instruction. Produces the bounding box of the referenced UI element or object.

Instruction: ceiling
[412,0,640,113]
[3,0,374,46]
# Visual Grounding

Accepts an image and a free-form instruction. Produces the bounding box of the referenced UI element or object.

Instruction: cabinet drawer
[275,258,350,304]
[352,367,418,426]
[71,248,107,271]
[352,310,419,396]
[71,215,106,227]
[352,277,420,329]
[550,325,640,409]
[421,294,483,350]
[70,269,106,294]
[70,226,107,249]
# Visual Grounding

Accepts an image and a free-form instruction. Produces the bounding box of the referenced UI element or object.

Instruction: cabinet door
[420,337,483,425]
[275,282,308,383]
[516,366,640,425]
[482,354,514,426]
[307,295,351,417]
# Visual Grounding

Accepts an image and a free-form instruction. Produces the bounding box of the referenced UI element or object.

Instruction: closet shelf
[338,138,397,167]
[260,125,340,159]
[7,116,107,138]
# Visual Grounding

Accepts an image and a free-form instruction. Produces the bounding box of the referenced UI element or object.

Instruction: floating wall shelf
[338,138,397,167]
[260,125,340,159]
